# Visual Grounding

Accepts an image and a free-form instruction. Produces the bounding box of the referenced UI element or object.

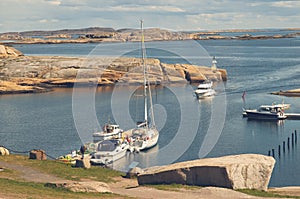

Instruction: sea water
[1,35,300,186]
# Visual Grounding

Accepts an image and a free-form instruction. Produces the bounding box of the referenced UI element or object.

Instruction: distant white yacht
[194,80,216,99]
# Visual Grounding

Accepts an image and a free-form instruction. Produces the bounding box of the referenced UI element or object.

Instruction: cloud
[0,0,299,32]
[45,0,61,6]
[109,5,185,13]
[271,1,300,7]
[38,19,59,23]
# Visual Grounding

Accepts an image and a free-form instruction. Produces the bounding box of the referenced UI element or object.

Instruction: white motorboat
[90,139,129,165]
[129,20,159,152]
[260,103,290,111]
[243,106,287,120]
[194,80,216,99]
[92,123,123,143]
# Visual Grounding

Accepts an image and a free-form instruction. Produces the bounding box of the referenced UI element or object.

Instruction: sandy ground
[0,159,299,199]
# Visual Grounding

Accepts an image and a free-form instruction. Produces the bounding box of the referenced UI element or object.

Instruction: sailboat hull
[129,128,159,152]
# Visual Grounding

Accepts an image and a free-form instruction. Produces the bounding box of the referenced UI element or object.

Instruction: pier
[268,130,298,159]
[285,113,300,120]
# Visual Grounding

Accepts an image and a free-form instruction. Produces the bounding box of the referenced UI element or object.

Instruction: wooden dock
[285,113,300,120]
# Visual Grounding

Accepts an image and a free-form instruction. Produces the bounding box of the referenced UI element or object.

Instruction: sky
[0,0,300,33]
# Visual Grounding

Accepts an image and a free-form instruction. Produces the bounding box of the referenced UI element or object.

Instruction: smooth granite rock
[137,154,275,191]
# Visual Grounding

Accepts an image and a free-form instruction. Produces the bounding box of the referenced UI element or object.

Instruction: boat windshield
[97,140,119,151]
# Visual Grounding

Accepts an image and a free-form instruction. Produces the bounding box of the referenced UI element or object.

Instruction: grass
[0,155,123,183]
[0,155,129,198]
[238,189,300,198]
[1,155,300,198]
[0,178,121,199]
[145,183,201,192]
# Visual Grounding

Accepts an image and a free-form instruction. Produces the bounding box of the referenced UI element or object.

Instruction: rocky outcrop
[271,88,300,97]
[0,147,10,155]
[126,167,144,178]
[0,45,23,57]
[45,181,111,193]
[45,34,72,39]
[0,56,227,94]
[137,154,275,191]
[193,33,296,40]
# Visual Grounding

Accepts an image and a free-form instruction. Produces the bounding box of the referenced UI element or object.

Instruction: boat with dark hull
[244,106,287,120]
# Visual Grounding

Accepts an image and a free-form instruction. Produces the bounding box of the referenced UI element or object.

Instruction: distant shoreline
[271,89,300,97]
[1,27,299,45]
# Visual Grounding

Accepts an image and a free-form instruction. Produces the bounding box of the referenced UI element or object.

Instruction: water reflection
[110,144,159,172]
[246,119,285,129]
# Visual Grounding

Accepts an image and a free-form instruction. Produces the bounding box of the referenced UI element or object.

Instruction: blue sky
[0,0,299,32]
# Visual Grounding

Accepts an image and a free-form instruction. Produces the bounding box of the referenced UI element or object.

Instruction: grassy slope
[0,155,126,198]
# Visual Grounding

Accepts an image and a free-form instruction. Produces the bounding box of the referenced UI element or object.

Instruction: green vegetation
[0,155,127,198]
[0,155,123,182]
[0,178,119,199]
[238,189,300,198]
[145,183,201,192]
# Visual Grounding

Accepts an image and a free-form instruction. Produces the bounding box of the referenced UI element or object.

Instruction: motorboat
[92,123,123,143]
[90,139,129,165]
[194,80,216,99]
[260,103,290,111]
[243,106,287,120]
[128,20,159,152]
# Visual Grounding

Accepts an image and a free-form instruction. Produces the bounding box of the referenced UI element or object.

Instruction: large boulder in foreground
[138,154,275,191]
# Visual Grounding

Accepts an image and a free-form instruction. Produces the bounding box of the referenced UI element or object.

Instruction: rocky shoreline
[271,89,300,97]
[0,45,227,95]
[1,27,299,44]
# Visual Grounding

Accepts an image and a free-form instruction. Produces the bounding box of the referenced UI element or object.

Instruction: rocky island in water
[0,44,227,94]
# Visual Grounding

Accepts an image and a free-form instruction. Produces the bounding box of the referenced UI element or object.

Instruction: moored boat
[90,139,129,165]
[194,80,216,99]
[243,106,287,120]
[92,123,123,143]
[128,20,159,152]
[260,103,290,111]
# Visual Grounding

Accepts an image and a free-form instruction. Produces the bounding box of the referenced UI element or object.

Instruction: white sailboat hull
[129,128,159,152]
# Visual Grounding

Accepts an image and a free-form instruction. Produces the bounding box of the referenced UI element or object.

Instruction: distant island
[0,45,227,94]
[0,27,299,44]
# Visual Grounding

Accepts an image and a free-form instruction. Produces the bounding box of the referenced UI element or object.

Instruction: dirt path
[269,186,300,197]
[108,177,268,199]
[0,160,70,183]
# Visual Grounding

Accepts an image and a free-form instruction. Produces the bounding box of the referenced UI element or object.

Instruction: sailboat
[129,20,159,152]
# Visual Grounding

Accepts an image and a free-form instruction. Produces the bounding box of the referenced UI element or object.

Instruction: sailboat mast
[141,20,148,125]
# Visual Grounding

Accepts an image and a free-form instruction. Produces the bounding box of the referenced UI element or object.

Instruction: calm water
[1,36,300,186]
